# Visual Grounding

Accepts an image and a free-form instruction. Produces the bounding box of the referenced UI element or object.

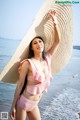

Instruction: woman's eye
[39,40,42,43]
[33,40,42,44]
[33,42,37,44]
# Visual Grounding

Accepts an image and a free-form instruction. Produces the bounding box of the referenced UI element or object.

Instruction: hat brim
[0,0,73,83]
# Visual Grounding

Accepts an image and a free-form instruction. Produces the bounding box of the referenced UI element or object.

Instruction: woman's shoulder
[18,59,31,74]
[20,59,29,67]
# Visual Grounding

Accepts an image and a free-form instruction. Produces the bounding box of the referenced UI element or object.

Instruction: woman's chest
[33,60,49,78]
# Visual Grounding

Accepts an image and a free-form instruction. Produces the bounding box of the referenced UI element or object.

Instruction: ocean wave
[42,88,80,120]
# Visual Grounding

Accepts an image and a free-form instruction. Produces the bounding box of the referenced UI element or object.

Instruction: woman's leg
[16,105,27,120]
[27,106,41,120]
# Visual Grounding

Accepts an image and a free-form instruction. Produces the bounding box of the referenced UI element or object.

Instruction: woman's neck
[34,53,43,61]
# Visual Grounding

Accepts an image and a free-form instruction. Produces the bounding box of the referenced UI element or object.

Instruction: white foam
[42,88,80,120]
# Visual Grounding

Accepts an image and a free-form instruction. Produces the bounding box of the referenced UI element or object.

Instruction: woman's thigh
[16,105,27,120]
[27,106,41,120]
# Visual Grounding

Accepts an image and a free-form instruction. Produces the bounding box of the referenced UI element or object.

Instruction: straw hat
[0,0,73,83]
[20,0,73,74]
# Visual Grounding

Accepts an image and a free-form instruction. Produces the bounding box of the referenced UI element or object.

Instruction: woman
[10,10,60,120]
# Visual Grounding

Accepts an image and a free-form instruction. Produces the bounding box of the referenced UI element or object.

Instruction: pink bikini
[17,52,52,112]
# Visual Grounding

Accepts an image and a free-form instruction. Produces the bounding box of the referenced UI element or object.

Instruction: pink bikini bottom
[17,95,39,112]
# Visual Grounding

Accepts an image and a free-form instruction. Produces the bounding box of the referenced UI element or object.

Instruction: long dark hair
[20,36,45,95]
[20,75,27,95]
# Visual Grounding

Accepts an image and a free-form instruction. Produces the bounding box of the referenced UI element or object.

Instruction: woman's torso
[23,58,48,101]
[19,53,52,101]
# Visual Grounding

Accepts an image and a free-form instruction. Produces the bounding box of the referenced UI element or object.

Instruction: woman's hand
[10,107,16,120]
[47,10,58,24]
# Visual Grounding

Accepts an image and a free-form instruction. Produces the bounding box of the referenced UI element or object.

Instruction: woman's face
[31,38,44,53]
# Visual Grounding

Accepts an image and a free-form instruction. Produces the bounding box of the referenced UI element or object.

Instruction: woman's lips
[37,46,43,49]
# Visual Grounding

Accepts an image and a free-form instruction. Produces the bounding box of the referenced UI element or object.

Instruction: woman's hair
[20,75,27,95]
[28,36,46,59]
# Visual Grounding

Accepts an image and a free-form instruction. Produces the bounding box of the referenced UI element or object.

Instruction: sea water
[0,38,80,120]
[0,37,21,72]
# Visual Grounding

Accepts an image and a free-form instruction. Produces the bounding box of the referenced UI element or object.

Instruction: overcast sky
[0,0,80,45]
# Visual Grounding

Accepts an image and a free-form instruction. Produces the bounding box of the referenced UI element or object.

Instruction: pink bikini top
[18,52,52,95]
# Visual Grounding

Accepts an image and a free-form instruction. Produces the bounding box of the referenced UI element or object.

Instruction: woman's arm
[10,61,28,119]
[47,10,60,56]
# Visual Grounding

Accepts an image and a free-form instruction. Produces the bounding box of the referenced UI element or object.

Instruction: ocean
[0,38,80,120]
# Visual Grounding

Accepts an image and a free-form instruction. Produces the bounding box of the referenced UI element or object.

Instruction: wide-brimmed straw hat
[0,0,73,83]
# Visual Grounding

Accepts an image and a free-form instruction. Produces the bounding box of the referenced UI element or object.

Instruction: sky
[0,0,80,45]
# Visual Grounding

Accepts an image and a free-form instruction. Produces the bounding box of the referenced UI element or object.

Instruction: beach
[0,38,80,120]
